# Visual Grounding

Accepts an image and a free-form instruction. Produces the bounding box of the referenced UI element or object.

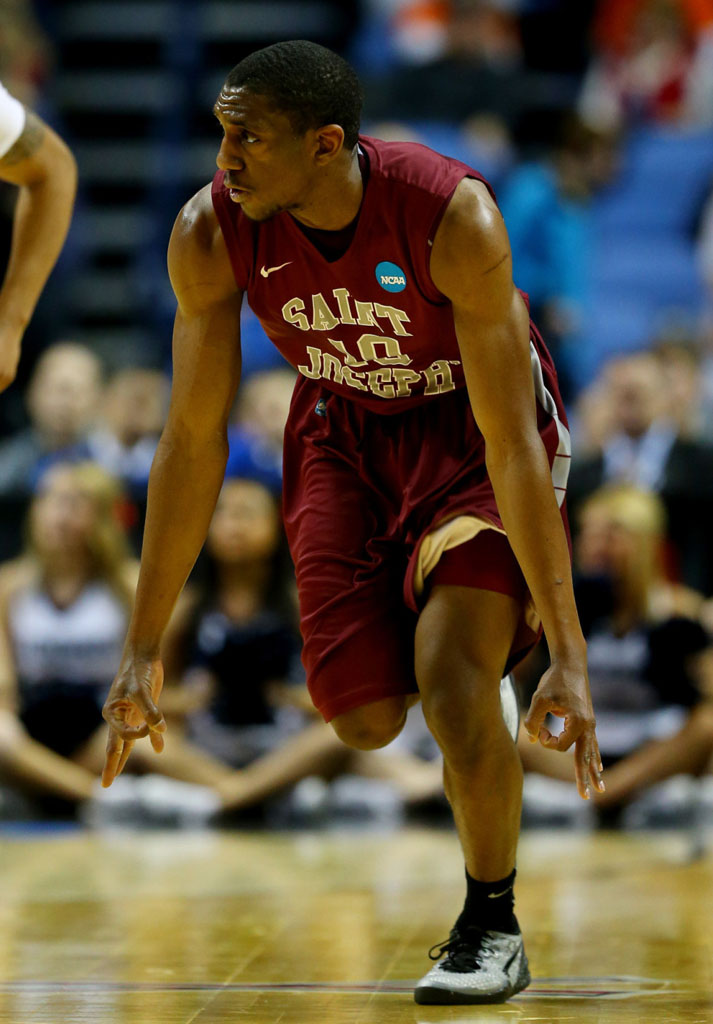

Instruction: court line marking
[0,977,686,1001]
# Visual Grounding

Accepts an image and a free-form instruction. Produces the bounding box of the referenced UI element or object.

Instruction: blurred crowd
[1,0,713,832]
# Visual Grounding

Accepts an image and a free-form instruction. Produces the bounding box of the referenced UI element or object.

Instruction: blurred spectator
[0,0,51,104]
[0,342,102,495]
[697,177,713,288]
[694,195,713,427]
[0,342,103,559]
[571,377,618,456]
[389,0,452,65]
[166,476,303,769]
[357,0,596,76]
[225,368,297,493]
[593,0,713,57]
[695,319,713,436]
[499,112,618,399]
[366,1,531,124]
[573,331,708,449]
[568,351,713,592]
[89,368,168,493]
[580,0,713,129]
[651,335,705,438]
[447,0,524,67]
[0,463,144,810]
[520,485,713,823]
[387,0,523,67]
[86,366,169,550]
[461,111,515,184]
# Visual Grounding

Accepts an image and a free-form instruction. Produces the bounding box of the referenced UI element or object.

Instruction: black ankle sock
[457,867,519,935]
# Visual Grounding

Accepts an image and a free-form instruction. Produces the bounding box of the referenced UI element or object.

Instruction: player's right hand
[101,656,167,787]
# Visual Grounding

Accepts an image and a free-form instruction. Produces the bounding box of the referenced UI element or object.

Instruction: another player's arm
[102,186,242,786]
[0,567,21,715]
[0,110,77,390]
[430,178,603,799]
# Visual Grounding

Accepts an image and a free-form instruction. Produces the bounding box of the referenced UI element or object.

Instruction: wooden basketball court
[0,824,710,1023]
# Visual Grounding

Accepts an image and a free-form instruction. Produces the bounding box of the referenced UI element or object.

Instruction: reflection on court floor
[0,827,710,1023]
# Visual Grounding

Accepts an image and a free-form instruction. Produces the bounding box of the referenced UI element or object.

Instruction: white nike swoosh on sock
[487,887,512,899]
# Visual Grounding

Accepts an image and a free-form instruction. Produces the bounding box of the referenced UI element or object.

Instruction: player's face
[213,87,317,222]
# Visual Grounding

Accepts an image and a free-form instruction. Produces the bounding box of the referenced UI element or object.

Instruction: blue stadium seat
[592,234,706,310]
[595,127,713,235]
[573,297,655,385]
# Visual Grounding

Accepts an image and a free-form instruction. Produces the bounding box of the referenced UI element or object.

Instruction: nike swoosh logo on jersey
[260,261,293,277]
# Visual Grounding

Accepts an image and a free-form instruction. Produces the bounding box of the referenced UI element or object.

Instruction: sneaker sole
[414,961,531,1005]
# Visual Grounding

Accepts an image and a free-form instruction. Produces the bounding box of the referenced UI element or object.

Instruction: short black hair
[224,40,363,150]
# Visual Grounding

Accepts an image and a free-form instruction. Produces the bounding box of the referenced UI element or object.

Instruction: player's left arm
[0,109,77,390]
[430,177,603,799]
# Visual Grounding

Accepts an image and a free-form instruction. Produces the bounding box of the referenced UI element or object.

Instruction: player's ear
[313,124,345,165]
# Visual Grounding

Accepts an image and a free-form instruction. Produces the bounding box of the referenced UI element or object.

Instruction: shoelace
[428,926,494,974]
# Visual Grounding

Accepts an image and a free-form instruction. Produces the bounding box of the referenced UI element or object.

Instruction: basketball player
[0,81,77,391]
[101,41,603,1005]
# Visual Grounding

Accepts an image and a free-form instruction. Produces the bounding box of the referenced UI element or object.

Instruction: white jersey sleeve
[0,81,26,159]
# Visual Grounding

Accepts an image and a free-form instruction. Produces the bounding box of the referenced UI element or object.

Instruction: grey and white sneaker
[414,923,530,1004]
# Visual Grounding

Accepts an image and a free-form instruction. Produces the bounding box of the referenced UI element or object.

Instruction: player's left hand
[524,658,604,800]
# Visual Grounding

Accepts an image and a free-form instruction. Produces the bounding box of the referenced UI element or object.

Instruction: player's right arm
[102,185,242,786]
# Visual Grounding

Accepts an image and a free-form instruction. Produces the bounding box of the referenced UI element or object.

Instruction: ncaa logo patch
[375,261,407,293]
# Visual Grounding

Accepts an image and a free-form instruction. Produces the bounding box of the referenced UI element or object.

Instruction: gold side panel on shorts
[415,514,540,633]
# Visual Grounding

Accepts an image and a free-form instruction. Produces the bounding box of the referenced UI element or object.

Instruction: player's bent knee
[330,696,408,750]
[421,676,504,764]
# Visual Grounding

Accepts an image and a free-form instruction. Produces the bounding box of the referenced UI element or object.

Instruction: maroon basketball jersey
[211,135,494,413]
[212,135,564,429]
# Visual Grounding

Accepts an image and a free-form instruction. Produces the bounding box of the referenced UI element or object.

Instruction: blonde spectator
[0,462,136,805]
[521,485,713,818]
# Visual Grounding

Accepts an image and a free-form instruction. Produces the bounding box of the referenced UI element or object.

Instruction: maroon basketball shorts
[282,377,569,722]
